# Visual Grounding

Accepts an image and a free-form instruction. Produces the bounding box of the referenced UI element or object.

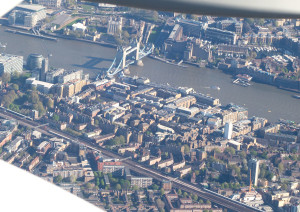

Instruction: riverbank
[149,55,188,68]
[5,29,58,42]
[1,25,300,122]
[3,24,118,49]
[42,31,118,49]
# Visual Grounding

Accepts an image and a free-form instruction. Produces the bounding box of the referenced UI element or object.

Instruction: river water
[0,26,299,122]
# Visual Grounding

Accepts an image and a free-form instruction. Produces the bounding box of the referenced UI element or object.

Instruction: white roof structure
[72,23,87,31]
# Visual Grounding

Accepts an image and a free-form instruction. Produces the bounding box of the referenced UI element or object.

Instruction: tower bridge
[97,40,153,80]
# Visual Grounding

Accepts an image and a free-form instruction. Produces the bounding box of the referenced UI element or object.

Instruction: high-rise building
[27,54,44,70]
[107,17,122,35]
[0,54,23,75]
[224,122,233,139]
[248,158,260,187]
[40,58,49,81]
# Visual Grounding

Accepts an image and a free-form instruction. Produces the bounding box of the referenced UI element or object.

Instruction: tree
[2,90,18,107]
[255,18,265,26]
[206,200,211,205]
[259,167,266,179]
[160,188,165,196]
[183,144,190,155]
[244,18,255,25]
[183,192,188,198]
[12,84,19,91]
[70,175,77,183]
[47,98,54,109]
[190,14,198,21]
[85,183,93,189]
[266,171,274,181]
[53,114,60,122]
[281,183,288,190]
[115,184,122,190]
[121,180,130,190]
[239,151,246,159]
[29,91,39,104]
[36,101,46,116]
[260,152,268,159]
[225,147,235,156]
[192,194,198,202]
[213,148,221,154]
[250,150,258,157]
[278,163,284,173]
[243,22,252,34]
[100,179,105,188]
[54,175,63,184]
[177,189,182,196]
[107,136,125,146]
[152,184,159,190]
[2,73,11,85]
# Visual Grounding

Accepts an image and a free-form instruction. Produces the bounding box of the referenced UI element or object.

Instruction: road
[0,109,261,212]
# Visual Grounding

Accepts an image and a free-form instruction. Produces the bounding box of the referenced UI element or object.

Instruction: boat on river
[292,95,300,99]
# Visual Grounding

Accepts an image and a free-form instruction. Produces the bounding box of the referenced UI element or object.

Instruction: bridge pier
[104,42,153,78]
[124,67,130,75]
[135,59,144,67]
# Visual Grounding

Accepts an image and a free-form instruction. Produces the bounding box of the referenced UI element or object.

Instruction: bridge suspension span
[96,41,153,80]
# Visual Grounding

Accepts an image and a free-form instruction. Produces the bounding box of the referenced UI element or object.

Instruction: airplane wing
[0,160,104,212]
[88,0,300,18]
[0,0,23,17]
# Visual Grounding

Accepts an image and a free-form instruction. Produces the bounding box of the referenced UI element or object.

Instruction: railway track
[0,109,261,212]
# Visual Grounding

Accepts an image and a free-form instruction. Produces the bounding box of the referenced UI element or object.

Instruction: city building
[8,4,46,28]
[205,27,237,45]
[0,54,23,75]
[37,141,51,155]
[33,0,62,8]
[192,92,220,106]
[248,158,260,186]
[72,23,87,33]
[177,19,204,37]
[107,17,122,35]
[27,54,44,70]
[224,122,233,140]
[4,137,23,153]
[26,78,54,94]
[131,177,153,188]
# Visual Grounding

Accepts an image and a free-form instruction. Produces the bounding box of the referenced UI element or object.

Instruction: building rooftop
[0,54,22,63]
[16,4,46,12]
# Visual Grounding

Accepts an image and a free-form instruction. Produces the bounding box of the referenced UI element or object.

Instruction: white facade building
[224,122,233,139]
[248,158,260,186]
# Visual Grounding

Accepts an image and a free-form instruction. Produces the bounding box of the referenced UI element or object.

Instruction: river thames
[0,26,299,122]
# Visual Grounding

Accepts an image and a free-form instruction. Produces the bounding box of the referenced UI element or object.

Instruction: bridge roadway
[0,109,261,212]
